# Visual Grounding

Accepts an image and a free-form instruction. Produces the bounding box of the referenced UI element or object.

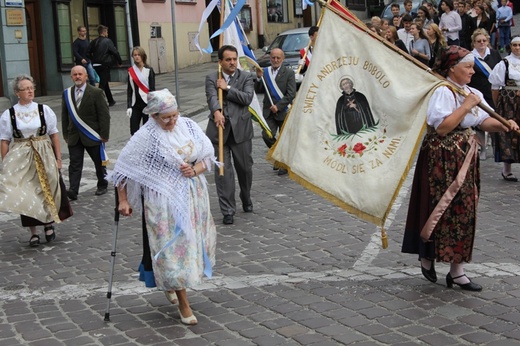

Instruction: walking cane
[104,187,120,322]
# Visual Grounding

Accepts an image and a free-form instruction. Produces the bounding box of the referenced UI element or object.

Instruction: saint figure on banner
[335,77,377,135]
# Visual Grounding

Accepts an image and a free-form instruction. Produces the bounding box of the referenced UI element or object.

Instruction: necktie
[76,88,83,107]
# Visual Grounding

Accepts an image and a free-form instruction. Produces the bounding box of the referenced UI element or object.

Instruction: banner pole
[217,0,226,176]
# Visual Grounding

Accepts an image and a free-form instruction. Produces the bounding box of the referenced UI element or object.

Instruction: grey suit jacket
[255,66,296,122]
[205,69,255,144]
[61,84,110,147]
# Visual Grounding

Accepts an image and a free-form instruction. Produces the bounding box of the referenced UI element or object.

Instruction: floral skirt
[144,176,216,290]
[494,89,520,163]
[402,129,479,263]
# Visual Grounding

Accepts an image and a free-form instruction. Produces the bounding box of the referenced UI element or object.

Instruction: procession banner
[268,0,442,227]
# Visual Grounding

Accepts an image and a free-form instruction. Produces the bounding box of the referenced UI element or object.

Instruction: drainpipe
[256,0,265,48]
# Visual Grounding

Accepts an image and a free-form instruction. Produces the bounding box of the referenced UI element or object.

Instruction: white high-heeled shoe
[178,308,198,325]
[164,291,178,304]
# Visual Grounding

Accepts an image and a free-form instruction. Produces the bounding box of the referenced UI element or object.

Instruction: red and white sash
[128,65,150,103]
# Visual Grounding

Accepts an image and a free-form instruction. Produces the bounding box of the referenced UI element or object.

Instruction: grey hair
[12,74,34,93]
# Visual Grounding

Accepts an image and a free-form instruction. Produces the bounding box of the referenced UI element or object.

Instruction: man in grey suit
[205,45,255,225]
[255,48,296,175]
[62,65,110,200]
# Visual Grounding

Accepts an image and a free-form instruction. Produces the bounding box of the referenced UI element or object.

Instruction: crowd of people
[368,0,515,58]
[369,0,520,177]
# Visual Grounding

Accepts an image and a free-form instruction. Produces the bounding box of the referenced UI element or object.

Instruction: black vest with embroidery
[9,104,46,139]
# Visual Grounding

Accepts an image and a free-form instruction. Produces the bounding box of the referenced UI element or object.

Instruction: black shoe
[29,234,40,247]
[501,172,518,182]
[243,204,253,213]
[421,262,437,283]
[273,165,279,171]
[223,215,234,225]
[44,225,56,243]
[67,190,78,201]
[108,101,116,107]
[446,273,482,292]
[95,187,108,196]
[277,168,288,176]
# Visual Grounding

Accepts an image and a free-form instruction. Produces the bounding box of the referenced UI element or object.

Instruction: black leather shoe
[67,190,78,201]
[95,187,108,196]
[277,169,288,176]
[223,215,234,225]
[421,262,437,283]
[29,234,40,247]
[243,204,253,213]
[109,101,116,107]
[44,225,56,243]
[446,273,482,292]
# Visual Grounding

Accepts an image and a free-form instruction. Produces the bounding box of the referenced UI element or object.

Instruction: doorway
[25,0,45,96]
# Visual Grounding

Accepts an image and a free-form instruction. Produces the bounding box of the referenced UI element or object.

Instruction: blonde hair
[427,23,447,47]
[471,28,490,48]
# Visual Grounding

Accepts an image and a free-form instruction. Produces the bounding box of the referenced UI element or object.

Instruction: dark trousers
[262,114,284,148]
[68,142,108,195]
[130,106,149,135]
[94,65,114,104]
[213,134,253,216]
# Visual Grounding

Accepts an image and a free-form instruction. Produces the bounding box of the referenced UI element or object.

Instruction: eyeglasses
[18,86,35,92]
[157,114,179,123]
[512,44,520,47]
[476,39,488,43]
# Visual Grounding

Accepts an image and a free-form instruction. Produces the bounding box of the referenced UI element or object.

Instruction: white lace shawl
[108,117,216,241]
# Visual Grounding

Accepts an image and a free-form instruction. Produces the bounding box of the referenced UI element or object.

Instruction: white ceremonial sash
[64,87,109,165]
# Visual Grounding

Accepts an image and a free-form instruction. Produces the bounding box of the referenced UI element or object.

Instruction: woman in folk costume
[111,89,217,325]
[0,75,72,247]
[127,46,155,135]
[402,46,518,291]
[488,36,520,181]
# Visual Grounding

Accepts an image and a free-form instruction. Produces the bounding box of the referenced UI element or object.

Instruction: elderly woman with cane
[111,89,217,325]
[402,46,519,292]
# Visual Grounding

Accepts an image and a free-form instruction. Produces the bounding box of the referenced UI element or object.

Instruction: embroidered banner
[268,1,442,227]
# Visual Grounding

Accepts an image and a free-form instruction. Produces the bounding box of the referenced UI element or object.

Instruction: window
[114,6,128,61]
[347,0,366,11]
[53,0,129,71]
[267,0,288,23]
[56,2,74,66]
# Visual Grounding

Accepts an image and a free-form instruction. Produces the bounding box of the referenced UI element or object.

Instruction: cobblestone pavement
[2,41,520,346]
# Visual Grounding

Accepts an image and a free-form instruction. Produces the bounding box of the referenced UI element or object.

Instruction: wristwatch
[227,85,231,90]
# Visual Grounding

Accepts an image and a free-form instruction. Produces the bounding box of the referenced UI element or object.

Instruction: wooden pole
[217,0,226,176]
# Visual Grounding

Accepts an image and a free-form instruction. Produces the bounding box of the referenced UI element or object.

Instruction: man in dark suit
[62,65,110,200]
[255,48,296,175]
[88,25,122,106]
[205,45,255,225]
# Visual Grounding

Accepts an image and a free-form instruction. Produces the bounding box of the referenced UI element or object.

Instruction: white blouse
[427,80,491,130]
[0,102,58,141]
[488,54,520,90]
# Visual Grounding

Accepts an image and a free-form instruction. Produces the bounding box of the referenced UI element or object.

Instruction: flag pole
[217,0,226,176]
[233,12,275,107]
[296,1,327,75]
[310,0,519,134]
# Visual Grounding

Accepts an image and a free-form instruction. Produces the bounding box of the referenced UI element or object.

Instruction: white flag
[269,0,442,227]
